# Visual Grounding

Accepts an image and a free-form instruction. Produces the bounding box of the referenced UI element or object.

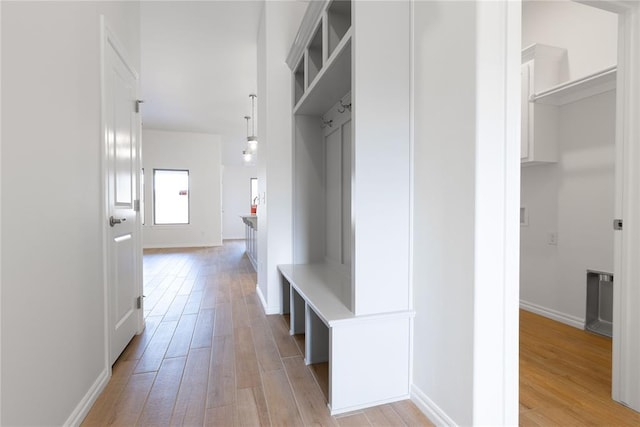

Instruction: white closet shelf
[532,66,616,106]
[293,29,352,116]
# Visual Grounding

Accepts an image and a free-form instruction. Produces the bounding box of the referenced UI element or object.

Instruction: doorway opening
[519,0,640,421]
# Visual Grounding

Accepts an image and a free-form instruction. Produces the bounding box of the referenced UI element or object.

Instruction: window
[154,169,189,224]
[251,177,258,205]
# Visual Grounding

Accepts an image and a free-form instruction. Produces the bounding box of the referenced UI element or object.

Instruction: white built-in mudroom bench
[277,0,414,415]
[278,264,412,415]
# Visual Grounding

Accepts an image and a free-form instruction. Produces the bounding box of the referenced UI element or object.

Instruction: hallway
[82,241,432,426]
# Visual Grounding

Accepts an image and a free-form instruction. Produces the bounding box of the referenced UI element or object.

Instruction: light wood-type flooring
[520,309,640,426]
[82,241,640,426]
[82,241,433,426]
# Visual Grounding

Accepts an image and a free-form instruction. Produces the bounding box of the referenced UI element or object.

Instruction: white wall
[256,1,307,313]
[520,1,618,323]
[413,3,475,422]
[142,129,222,248]
[222,165,257,240]
[523,0,618,81]
[412,1,520,425]
[521,91,616,321]
[1,1,140,425]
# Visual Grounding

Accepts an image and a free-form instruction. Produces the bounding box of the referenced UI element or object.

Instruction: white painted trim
[502,3,522,423]
[520,300,585,329]
[408,0,416,384]
[63,368,110,427]
[612,1,640,410]
[329,310,415,327]
[222,234,245,240]
[256,284,279,315]
[142,242,222,250]
[134,66,144,336]
[329,394,410,416]
[410,384,457,427]
[573,0,640,410]
[576,0,638,15]
[472,1,520,424]
[99,13,111,388]
[611,1,627,407]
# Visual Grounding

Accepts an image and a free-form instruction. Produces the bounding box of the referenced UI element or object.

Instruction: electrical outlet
[548,232,558,246]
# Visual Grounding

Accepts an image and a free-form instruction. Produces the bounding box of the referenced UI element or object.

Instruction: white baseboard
[520,300,584,329]
[329,394,409,416]
[411,384,457,426]
[142,241,222,249]
[64,367,110,426]
[256,284,280,315]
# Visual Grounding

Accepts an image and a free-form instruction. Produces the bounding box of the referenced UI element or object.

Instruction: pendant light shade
[247,136,258,152]
[243,115,253,162]
[243,150,252,162]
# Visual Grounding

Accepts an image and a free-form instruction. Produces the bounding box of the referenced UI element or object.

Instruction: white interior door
[104,28,141,365]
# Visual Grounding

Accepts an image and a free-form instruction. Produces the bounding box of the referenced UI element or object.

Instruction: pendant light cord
[250,94,257,138]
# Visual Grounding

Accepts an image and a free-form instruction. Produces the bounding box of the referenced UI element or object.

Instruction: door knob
[109,216,126,227]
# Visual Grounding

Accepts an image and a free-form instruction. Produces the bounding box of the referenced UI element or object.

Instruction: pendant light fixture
[243,149,252,162]
[243,115,253,162]
[247,94,258,152]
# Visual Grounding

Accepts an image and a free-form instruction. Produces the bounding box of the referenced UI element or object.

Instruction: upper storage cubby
[286,0,352,114]
[294,58,305,105]
[307,26,323,85]
[327,0,351,57]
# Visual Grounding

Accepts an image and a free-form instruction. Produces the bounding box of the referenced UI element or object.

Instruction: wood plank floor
[83,241,640,426]
[520,309,640,426]
[82,241,433,427]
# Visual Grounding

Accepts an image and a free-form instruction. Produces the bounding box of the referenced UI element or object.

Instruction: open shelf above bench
[532,66,617,106]
[293,30,352,115]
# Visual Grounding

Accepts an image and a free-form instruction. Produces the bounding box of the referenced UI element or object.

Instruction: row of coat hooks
[321,119,333,129]
[321,99,352,128]
[338,99,352,113]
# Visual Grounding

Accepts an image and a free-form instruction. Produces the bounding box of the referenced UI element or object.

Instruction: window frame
[153,168,190,225]
[250,177,258,206]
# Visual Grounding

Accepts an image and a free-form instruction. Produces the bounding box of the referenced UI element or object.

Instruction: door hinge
[136,295,143,309]
[613,219,623,230]
[134,199,140,212]
[135,99,144,113]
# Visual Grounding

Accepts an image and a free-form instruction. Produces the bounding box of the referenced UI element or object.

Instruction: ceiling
[140,1,264,166]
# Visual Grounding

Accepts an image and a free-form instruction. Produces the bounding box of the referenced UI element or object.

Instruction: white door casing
[609,0,640,411]
[102,18,143,366]
[577,0,640,412]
